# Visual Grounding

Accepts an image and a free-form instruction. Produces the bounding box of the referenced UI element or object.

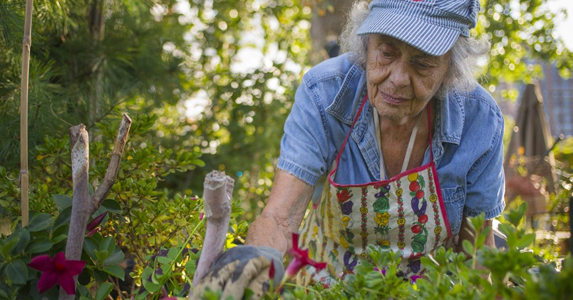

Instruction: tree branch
[90,114,131,215]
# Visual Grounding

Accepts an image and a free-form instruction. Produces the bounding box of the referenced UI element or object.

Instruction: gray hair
[339,1,490,98]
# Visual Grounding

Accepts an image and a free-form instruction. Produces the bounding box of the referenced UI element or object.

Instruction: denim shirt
[278,54,505,236]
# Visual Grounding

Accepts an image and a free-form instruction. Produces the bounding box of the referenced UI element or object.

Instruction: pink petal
[37,271,58,293]
[53,252,66,264]
[307,260,327,271]
[291,233,300,251]
[285,258,305,277]
[86,211,108,232]
[58,273,77,295]
[199,212,204,220]
[63,259,87,276]
[86,227,101,237]
[285,232,327,277]
[28,255,55,272]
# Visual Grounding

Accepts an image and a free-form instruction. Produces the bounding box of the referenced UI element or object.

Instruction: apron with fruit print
[297,95,453,286]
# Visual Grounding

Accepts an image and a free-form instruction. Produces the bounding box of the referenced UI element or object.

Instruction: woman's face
[366,34,451,124]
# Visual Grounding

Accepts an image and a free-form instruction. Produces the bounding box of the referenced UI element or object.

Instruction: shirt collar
[435,91,464,145]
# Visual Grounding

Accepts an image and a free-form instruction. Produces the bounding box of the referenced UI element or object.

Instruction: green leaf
[52,233,68,245]
[191,158,205,167]
[53,206,72,231]
[100,236,114,254]
[28,213,52,232]
[95,250,110,262]
[141,268,161,293]
[103,265,124,280]
[462,240,474,255]
[92,269,109,283]
[102,199,122,214]
[5,260,27,285]
[157,256,172,265]
[12,229,30,255]
[95,282,114,300]
[84,237,98,260]
[504,203,527,228]
[25,237,53,254]
[516,233,535,249]
[1,228,30,257]
[0,238,17,259]
[53,194,73,211]
[103,248,124,266]
[167,247,180,260]
[185,259,196,275]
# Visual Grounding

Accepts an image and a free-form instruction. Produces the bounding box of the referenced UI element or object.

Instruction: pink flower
[199,212,204,220]
[285,233,327,278]
[86,211,108,237]
[28,252,86,295]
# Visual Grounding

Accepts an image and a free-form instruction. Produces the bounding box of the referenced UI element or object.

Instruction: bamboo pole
[19,0,35,227]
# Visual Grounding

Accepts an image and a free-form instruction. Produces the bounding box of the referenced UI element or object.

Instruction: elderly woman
[192,0,505,298]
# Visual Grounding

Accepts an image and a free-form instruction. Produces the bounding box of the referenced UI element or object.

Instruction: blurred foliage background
[0,0,572,284]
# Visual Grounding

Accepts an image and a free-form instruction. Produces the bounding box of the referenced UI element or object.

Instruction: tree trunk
[309,0,354,64]
[88,0,106,132]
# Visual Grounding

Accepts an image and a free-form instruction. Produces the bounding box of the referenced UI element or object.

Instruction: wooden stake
[19,0,34,227]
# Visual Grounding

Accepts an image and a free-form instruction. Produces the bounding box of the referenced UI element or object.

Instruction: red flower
[336,189,352,202]
[285,233,327,278]
[28,252,86,295]
[86,211,108,237]
[269,259,276,279]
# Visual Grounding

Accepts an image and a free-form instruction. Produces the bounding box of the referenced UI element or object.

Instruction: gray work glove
[190,245,284,300]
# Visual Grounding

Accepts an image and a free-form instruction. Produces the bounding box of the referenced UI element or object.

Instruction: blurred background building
[539,63,573,137]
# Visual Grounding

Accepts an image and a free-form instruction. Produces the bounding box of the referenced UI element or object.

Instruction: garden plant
[1,0,573,299]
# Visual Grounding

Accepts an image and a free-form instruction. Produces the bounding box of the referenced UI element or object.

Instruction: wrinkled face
[366,35,451,124]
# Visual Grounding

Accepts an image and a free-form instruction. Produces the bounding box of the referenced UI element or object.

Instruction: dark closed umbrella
[504,83,557,217]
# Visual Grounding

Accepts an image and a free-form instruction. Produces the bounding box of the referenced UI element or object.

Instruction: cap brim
[357,9,459,56]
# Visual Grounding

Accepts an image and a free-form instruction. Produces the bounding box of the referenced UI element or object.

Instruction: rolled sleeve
[277,76,330,186]
[464,108,506,219]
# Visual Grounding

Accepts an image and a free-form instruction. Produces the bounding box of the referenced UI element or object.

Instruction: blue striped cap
[357,0,480,56]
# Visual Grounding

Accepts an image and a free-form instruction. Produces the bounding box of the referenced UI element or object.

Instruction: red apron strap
[327,94,369,183]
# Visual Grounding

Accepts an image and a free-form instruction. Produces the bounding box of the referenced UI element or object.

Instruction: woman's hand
[190,246,284,299]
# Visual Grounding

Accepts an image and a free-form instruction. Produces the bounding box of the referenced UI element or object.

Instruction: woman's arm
[245,169,315,255]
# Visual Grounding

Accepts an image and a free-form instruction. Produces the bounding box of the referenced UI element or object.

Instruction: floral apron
[297,96,453,286]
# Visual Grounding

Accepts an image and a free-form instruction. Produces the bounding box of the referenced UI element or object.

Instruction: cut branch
[193,171,235,286]
[90,114,132,214]
[59,124,90,300]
